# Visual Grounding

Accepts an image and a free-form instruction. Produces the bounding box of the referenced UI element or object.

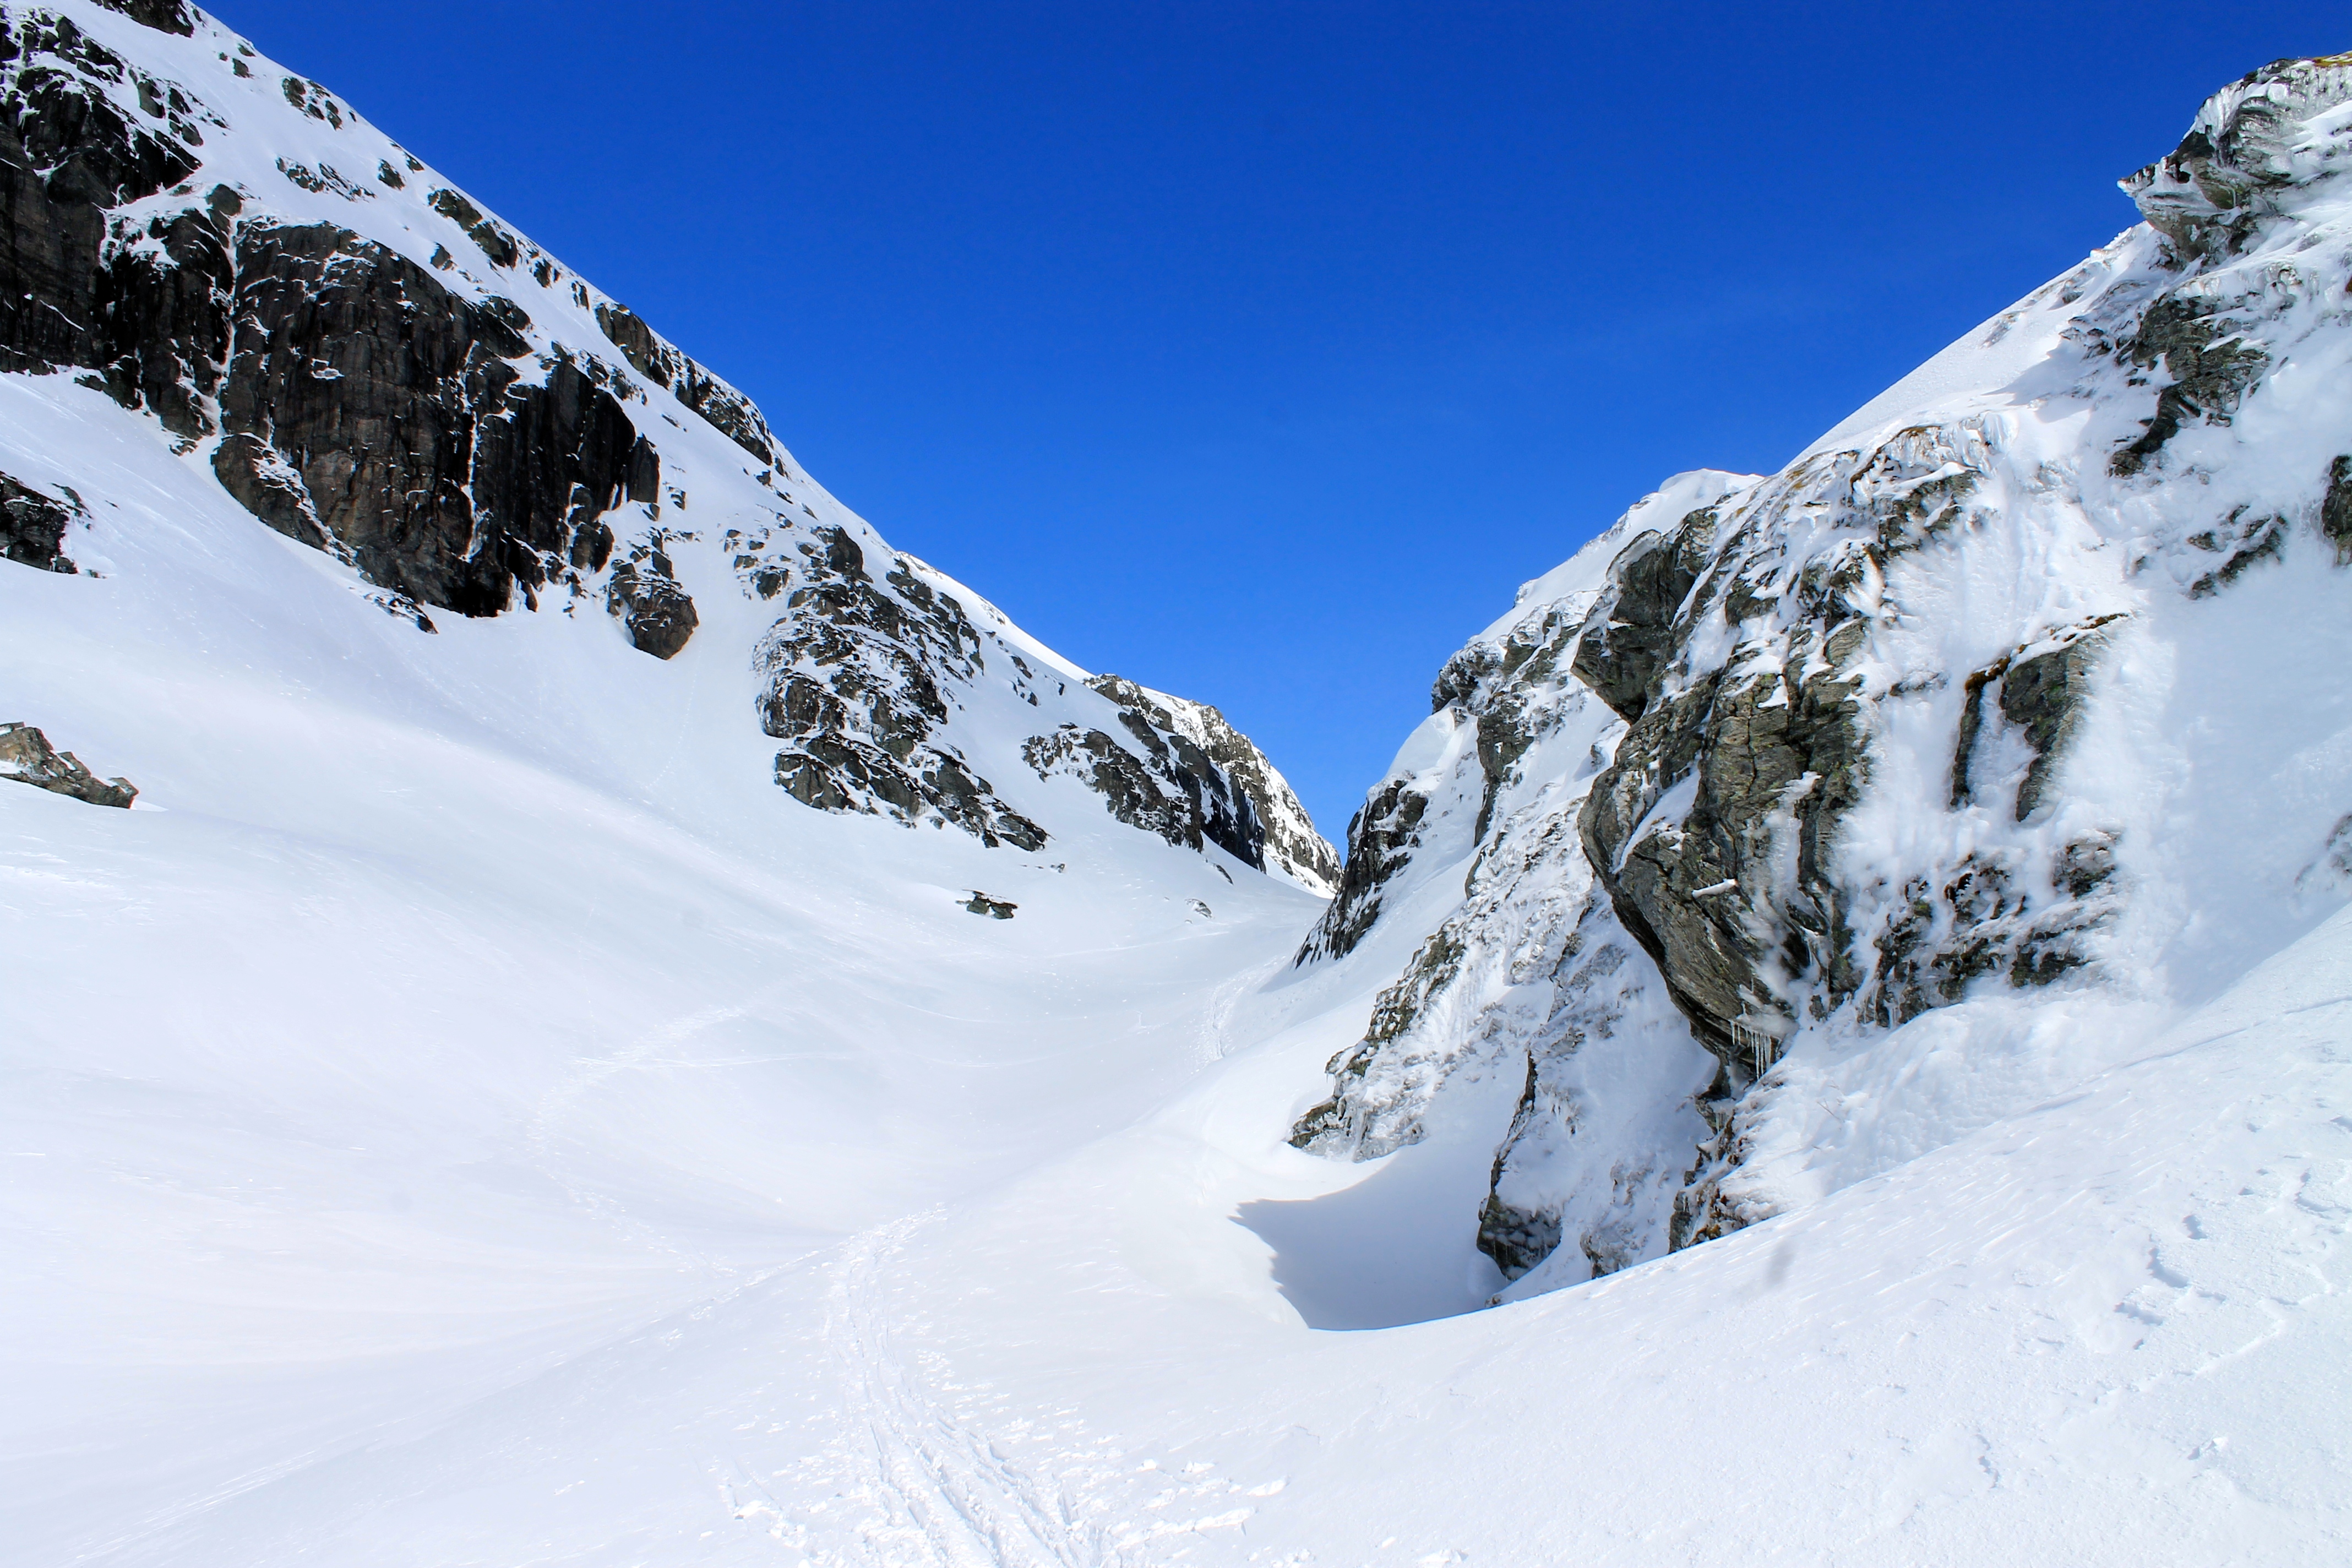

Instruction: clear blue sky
[218,1,2344,839]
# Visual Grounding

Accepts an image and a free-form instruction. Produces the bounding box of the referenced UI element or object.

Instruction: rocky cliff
[0,0,1333,884]
[1292,52,2352,1292]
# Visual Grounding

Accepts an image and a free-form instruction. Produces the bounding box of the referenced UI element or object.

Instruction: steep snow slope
[1287,49,2352,1299]
[0,0,1336,891]
[5,9,2351,1566]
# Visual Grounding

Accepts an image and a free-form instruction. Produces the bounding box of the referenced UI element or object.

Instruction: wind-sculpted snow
[1291,52,2352,1286]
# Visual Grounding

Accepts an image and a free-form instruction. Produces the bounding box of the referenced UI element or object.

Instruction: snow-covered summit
[2125,51,2352,259]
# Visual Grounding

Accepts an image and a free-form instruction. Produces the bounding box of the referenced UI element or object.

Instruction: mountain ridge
[0,0,1339,889]
[1284,48,2352,1293]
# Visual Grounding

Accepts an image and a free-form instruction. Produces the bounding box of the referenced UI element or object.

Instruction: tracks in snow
[819,1215,1130,1568]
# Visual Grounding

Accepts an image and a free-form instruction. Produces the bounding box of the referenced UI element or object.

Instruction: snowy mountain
[4,8,2350,1565]
[1281,47,2352,1305]
[0,0,1336,893]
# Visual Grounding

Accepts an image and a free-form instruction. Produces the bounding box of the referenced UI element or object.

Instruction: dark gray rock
[962,891,1016,919]
[1457,598,1589,839]
[1950,615,2124,821]
[0,471,81,571]
[1570,432,2001,1090]
[1020,674,1332,884]
[754,527,1046,851]
[1476,1177,1561,1282]
[2108,294,2269,476]
[1022,725,1196,847]
[426,187,518,269]
[92,0,194,35]
[1568,509,1718,724]
[1289,923,1467,1156]
[1082,675,1266,866]
[1863,832,2122,1028]
[0,12,211,415]
[2121,56,2342,262]
[0,15,662,625]
[214,222,654,617]
[1293,777,1429,963]
[0,721,134,806]
[2183,507,2287,597]
[1577,607,1868,1071]
[605,544,696,658]
[595,301,777,462]
[2323,456,2352,564]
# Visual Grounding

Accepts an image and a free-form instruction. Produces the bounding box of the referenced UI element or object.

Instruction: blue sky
[220,1,2346,838]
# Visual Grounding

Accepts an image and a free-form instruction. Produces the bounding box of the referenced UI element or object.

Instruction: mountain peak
[2124,50,2352,258]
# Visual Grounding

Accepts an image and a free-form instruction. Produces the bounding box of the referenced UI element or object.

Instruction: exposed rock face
[0,9,210,407]
[749,524,1047,850]
[92,0,190,37]
[214,223,658,618]
[1016,673,1338,888]
[2122,52,2352,262]
[605,541,696,658]
[0,720,133,805]
[962,890,1016,919]
[0,471,80,570]
[1949,615,2125,821]
[1286,479,1738,1287]
[594,302,777,464]
[1288,55,2352,1295]
[1298,585,1620,969]
[1081,674,1266,865]
[1294,776,1431,962]
[1567,512,1716,726]
[0,1,1351,892]
[0,5,683,638]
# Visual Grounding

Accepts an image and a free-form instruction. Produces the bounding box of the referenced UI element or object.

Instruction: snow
[1481,466,1758,643]
[1,6,2348,1562]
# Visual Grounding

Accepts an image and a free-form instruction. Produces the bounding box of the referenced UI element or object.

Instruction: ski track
[749,1214,1271,1567]
[805,1215,1123,1568]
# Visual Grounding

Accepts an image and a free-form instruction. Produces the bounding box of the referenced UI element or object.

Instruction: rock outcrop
[745,524,1047,850]
[1289,53,2352,1292]
[213,224,659,618]
[604,538,696,658]
[1292,775,1431,963]
[1022,674,1338,893]
[0,720,133,805]
[0,1,1341,894]
[0,471,81,570]
[0,3,686,643]
[594,301,776,464]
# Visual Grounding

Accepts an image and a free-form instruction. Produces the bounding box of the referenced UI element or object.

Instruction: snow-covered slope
[5,12,2350,1566]
[1286,49,2352,1299]
[0,0,1335,889]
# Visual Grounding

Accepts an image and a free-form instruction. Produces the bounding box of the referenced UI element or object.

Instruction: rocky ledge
[0,721,134,805]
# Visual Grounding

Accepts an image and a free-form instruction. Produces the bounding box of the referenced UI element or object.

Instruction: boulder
[0,722,135,807]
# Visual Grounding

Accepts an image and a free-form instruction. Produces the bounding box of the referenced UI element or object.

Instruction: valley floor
[5,672,2348,1565]
[0,388,2344,1568]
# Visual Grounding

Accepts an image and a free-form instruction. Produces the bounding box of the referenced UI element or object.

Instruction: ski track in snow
[734,1214,1273,1568]
[813,1215,1114,1568]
